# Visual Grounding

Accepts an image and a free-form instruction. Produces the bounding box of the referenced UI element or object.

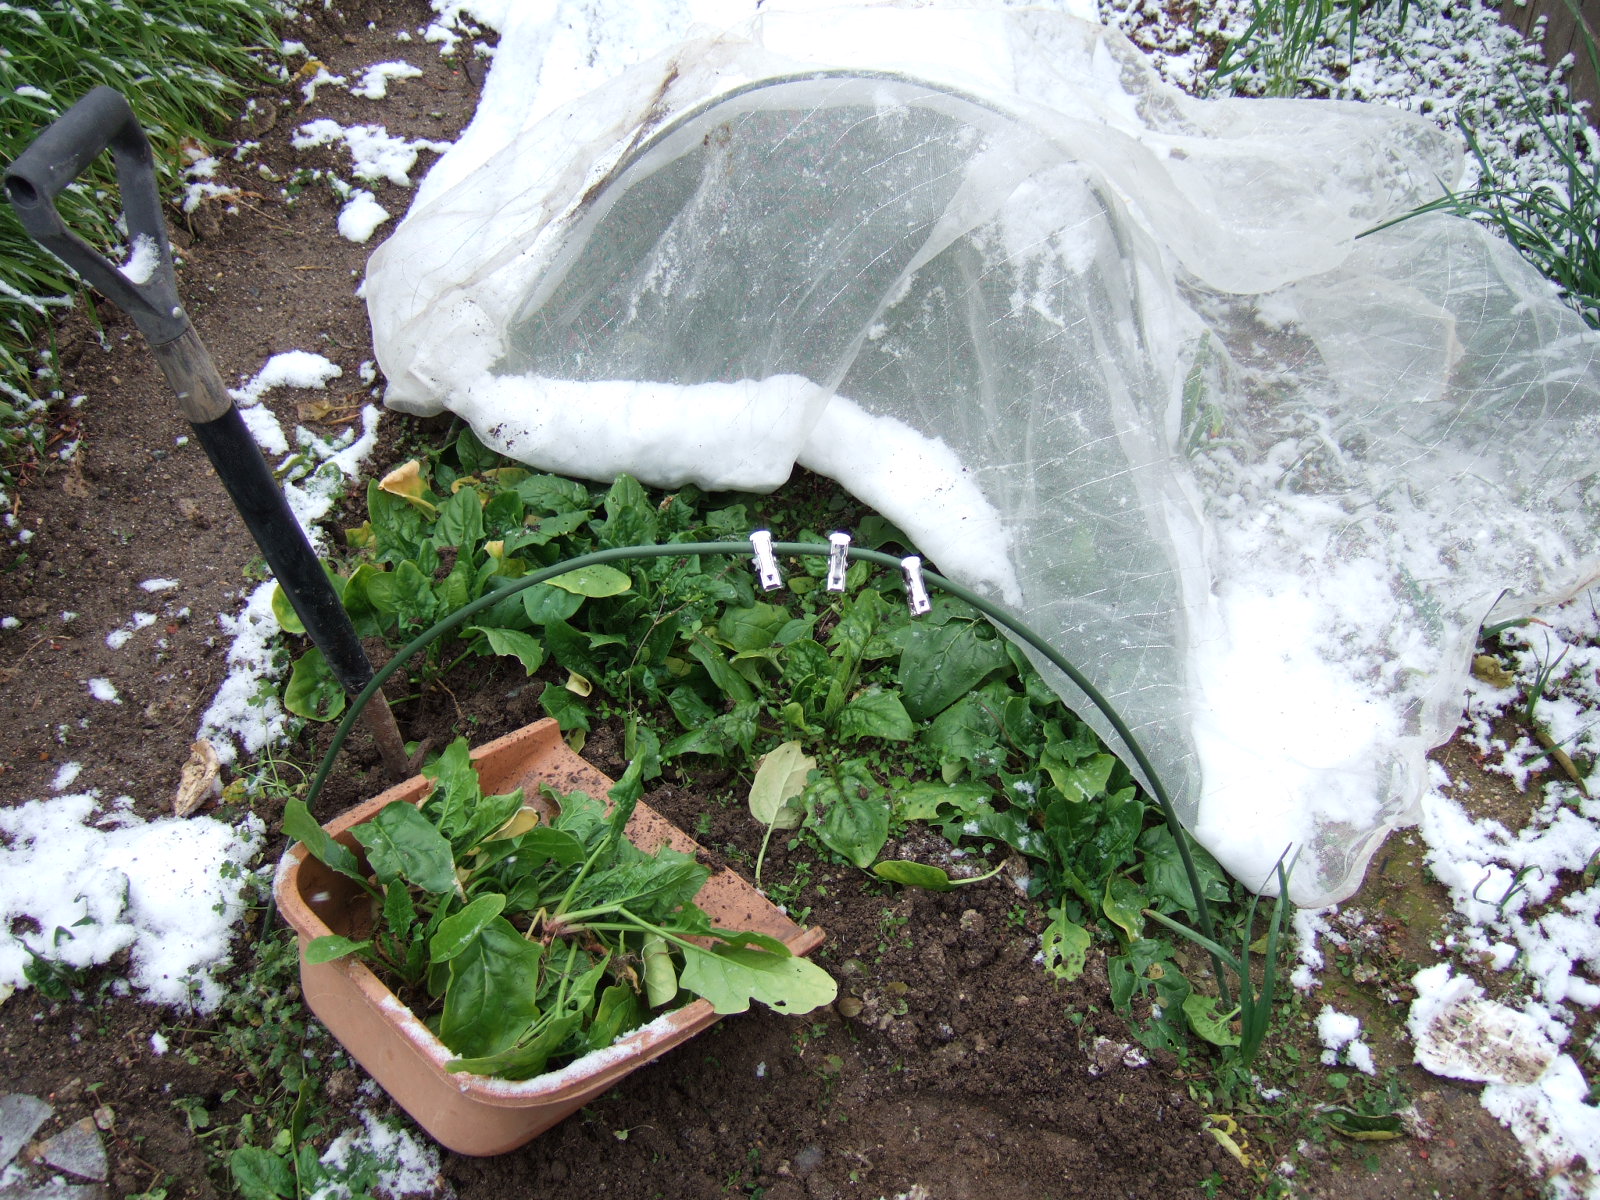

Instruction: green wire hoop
[299,539,1228,998]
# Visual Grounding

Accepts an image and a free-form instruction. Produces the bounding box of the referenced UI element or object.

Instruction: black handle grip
[4,86,187,345]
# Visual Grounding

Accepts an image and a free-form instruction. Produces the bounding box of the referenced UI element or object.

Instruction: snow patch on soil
[230,351,344,408]
[309,1099,448,1200]
[0,792,264,1011]
[338,190,391,243]
[291,119,452,187]
[351,60,423,100]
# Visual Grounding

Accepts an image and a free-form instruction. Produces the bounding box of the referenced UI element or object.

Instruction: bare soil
[0,5,1547,1199]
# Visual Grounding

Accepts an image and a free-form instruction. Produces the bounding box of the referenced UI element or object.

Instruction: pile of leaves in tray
[285,740,836,1079]
[278,427,1256,1065]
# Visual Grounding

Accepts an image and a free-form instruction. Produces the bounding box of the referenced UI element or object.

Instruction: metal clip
[825,532,851,592]
[750,530,783,591]
[900,555,932,616]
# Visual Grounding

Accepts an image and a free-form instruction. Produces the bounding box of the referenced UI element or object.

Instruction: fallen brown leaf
[174,739,222,816]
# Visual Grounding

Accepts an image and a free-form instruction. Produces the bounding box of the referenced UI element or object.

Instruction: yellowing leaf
[296,398,359,423]
[1472,654,1516,689]
[566,671,593,697]
[378,460,436,513]
[488,806,541,841]
[1204,1115,1255,1169]
[1320,1107,1406,1141]
[749,740,813,830]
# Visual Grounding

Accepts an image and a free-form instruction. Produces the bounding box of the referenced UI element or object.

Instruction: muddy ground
[0,4,1551,1199]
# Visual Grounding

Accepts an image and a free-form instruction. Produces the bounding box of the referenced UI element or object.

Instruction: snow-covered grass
[1103,0,1600,323]
[1100,5,1599,1190]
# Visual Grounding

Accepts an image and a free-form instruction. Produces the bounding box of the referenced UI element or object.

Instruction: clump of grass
[1145,854,1294,1068]
[0,0,284,503]
[1212,0,1600,328]
[1209,0,1411,97]
[1402,81,1600,328]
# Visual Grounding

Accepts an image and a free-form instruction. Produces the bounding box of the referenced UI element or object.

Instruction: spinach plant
[284,738,835,1080]
[276,435,761,739]
[283,428,1254,1058]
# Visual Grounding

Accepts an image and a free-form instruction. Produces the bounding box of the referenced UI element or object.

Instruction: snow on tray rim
[366,993,703,1099]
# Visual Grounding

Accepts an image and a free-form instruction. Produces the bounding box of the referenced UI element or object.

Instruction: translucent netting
[367,7,1600,904]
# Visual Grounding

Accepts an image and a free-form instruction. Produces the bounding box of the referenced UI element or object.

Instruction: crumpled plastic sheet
[366,4,1600,904]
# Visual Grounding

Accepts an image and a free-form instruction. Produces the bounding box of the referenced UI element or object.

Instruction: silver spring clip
[825,531,851,592]
[900,555,932,616]
[749,529,783,591]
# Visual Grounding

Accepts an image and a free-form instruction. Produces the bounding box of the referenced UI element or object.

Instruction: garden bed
[0,4,1591,1200]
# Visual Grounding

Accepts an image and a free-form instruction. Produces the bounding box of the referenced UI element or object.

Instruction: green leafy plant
[1,0,284,493]
[276,429,1270,1096]
[20,936,89,999]
[284,736,836,1080]
[294,433,1244,1056]
[275,444,761,730]
[1144,854,1294,1065]
[17,914,99,999]
[1209,0,1410,97]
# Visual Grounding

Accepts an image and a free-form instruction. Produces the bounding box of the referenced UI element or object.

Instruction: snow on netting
[366,6,1600,905]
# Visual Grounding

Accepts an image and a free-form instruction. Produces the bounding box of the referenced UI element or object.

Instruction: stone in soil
[0,1096,51,1171]
[34,1118,108,1183]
